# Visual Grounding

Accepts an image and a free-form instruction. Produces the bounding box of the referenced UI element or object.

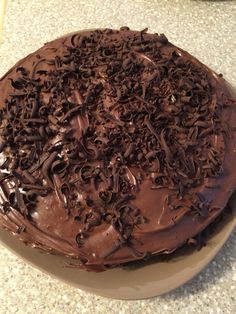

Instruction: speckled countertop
[0,0,236,313]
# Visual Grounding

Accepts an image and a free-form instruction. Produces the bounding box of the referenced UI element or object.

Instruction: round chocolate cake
[0,28,235,271]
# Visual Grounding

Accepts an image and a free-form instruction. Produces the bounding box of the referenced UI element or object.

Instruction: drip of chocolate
[0,28,236,271]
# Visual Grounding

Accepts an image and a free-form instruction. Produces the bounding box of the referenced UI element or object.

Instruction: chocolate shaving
[9,78,26,90]
[16,67,29,77]
[42,152,58,188]
[22,118,47,124]
[60,106,81,123]
[28,153,49,173]
[53,174,68,207]
[124,143,135,158]
[21,184,49,191]
[160,130,172,163]
[51,160,68,174]
[15,182,28,215]
[144,116,159,140]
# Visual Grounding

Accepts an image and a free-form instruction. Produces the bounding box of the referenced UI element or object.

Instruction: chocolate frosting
[0,28,236,271]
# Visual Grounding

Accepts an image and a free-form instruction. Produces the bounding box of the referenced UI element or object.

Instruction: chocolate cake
[0,28,235,271]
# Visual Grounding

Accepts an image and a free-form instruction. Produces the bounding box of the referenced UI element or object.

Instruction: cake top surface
[0,28,235,270]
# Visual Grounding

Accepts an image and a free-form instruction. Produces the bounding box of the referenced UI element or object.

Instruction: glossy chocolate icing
[0,28,236,271]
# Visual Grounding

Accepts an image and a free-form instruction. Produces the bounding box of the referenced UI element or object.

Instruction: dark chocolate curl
[42,152,58,188]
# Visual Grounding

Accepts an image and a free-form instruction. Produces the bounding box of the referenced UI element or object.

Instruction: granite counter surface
[0,0,236,313]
